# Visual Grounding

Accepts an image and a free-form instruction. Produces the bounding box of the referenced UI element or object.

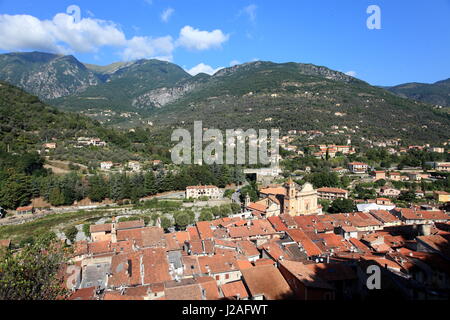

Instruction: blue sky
[0,0,450,86]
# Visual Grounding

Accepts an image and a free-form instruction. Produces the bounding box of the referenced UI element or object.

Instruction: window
[225,274,230,280]
[216,275,220,281]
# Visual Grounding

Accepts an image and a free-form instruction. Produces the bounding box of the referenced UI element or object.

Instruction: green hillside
[148,62,450,144]
[388,78,450,107]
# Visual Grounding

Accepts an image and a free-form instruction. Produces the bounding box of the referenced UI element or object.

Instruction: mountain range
[0,51,449,144]
[387,79,450,108]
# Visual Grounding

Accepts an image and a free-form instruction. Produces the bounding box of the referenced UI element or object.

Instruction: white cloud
[229,60,240,67]
[240,4,258,23]
[345,71,357,77]
[187,63,224,76]
[0,12,230,62]
[0,13,126,53]
[177,26,229,51]
[161,8,175,23]
[121,36,174,61]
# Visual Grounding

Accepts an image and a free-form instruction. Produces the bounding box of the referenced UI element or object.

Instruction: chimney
[201,288,207,300]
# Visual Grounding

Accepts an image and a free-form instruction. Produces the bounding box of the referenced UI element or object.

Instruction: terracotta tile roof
[215,239,239,249]
[228,221,276,239]
[175,231,190,244]
[111,240,134,254]
[260,187,286,196]
[267,216,289,232]
[417,234,450,258]
[142,248,172,285]
[349,162,368,166]
[360,255,402,271]
[211,217,244,228]
[117,227,166,248]
[109,248,171,288]
[165,233,182,251]
[109,251,143,288]
[260,241,287,261]
[196,276,221,300]
[187,239,207,255]
[368,210,400,223]
[286,229,322,257]
[247,202,268,213]
[215,247,237,256]
[279,214,298,228]
[69,287,97,300]
[237,240,260,257]
[212,228,230,240]
[164,283,203,300]
[347,212,383,228]
[306,263,356,282]
[293,215,334,233]
[383,235,406,248]
[187,226,200,240]
[303,232,352,254]
[203,240,215,255]
[116,220,145,230]
[90,223,112,233]
[124,285,153,297]
[236,260,253,270]
[241,265,293,300]
[198,254,239,274]
[88,241,112,255]
[405,251,450,274]
[268,195,281,205]
[182,256,202,276]
[394,208,450,221]
[196,221,214,240]
[349,238,371,253]
[186,185,218,190]
[221,280,249,299]
[16,206,33,212]
[103,292,144,300]
[280,260,333,290]
[317,187,348,194]
[253,259,276,267]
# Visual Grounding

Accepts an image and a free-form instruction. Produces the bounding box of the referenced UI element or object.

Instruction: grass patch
[0,209,114,245]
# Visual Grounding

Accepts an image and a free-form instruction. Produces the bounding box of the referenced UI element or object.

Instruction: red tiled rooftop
[221,281,249,299]
[267,216,289,232]
[317,187,348,194]
[116,220,145,230]
[90,223,112,233]
[236,259,253,270]
[286,229,322,257]
[259,187,286,196]
[196,221,214,240]
[69,287,97,300]
[241,265,293,300]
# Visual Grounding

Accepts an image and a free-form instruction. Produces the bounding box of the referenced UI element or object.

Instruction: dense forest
[0,148,245,210]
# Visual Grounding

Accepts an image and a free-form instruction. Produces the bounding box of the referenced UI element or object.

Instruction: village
[1,127,450,301]
[37,163,449,300]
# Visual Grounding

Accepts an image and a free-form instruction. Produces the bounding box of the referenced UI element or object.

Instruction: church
[246,179,322,217]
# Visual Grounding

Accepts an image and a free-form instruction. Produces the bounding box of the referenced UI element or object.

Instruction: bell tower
[284,178,297,215]
[286,178,296,199]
